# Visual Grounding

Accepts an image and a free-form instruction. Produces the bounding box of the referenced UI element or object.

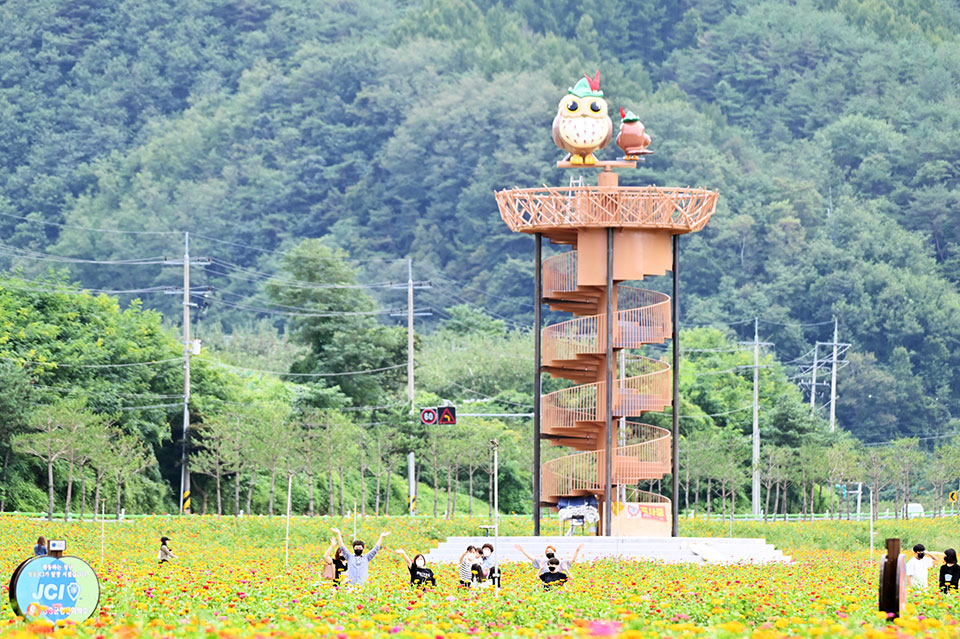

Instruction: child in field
[158,536,177,564]
[906,544,942,589]
[480,543,501,587]
[322,536,348,587]
[396,549,437,587]
[538,557,568,591]
[458,545,482,587]
[939,548,960,593]
[33,536,47,556]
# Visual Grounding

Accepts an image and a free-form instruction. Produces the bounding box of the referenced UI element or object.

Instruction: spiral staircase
[496,177,718,518]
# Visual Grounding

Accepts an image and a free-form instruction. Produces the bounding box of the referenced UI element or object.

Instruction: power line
[211,361,406,378]
[205,296,400,318]
[0,243,168,265]
[679,404,753,419]
[0,355,181,369]
[119,403,182,411]
[191,233,407,264]
[0,210,180,236]
[206,259,403,290]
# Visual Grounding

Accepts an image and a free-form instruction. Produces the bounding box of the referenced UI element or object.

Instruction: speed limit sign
[419,407,438,425]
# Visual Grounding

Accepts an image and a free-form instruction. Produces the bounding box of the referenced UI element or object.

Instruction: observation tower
[494,73,718,536]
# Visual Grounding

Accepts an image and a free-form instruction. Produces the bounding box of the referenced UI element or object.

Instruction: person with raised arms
[515,542,583,576]
[396,548,437,587]
[322,535,349,587]
[331,527,389,587]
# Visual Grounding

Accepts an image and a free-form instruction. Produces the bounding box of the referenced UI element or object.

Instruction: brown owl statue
[552,72,613,165]
[616,108,652,160]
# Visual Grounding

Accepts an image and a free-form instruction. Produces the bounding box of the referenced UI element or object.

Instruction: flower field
[1,515,959,639]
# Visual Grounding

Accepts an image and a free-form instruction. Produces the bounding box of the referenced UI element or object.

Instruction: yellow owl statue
[552,71,613,165]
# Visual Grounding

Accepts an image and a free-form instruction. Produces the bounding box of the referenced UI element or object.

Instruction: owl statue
[552,71,613,165]
[616,108,652,160]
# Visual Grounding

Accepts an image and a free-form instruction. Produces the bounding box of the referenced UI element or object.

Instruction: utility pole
[182,232,190,515]
[740,319,771,517]
[163,233,210,515]
[810,343,818,410]
[829,317,839,432]
[407,258,414,412]
[752,317,760,516]
[390,261,430,414]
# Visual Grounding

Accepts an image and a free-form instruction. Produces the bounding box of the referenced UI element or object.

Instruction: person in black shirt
[396,548,437,587]
[323,536,348,587]
[940,548,960,593]
[538,557,568,591]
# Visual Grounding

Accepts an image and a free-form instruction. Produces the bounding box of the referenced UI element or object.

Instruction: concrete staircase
[424,536,790,565]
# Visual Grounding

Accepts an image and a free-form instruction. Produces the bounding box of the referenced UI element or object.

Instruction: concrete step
[423,536,790,565]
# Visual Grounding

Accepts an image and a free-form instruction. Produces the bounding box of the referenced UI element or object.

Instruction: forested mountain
[1,0,959,453]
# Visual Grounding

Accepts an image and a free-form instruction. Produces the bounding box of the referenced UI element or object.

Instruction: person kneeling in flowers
[396,548,437,587]
[331,526,390,586]
[538,557,568,591]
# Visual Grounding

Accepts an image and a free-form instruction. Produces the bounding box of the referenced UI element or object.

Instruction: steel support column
[533,233,542,535]
[604,227,614,536]
[671,234,680,537]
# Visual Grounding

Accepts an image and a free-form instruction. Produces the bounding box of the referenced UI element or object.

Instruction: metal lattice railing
[541,357,671,430]
[496,185,718,234]
[541,421,671,500]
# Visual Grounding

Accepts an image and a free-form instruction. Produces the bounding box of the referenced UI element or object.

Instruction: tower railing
[497,185,718,233]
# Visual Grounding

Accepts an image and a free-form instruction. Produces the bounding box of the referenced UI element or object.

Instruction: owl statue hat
[568,71,604,99]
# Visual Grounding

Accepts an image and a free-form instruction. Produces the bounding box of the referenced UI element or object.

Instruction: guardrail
[690,511,958,522]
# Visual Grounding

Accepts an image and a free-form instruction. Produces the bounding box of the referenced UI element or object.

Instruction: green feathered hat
[568,71,603,98]
[620,108,640,122]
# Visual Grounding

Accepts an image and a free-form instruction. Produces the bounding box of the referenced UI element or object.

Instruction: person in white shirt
[906,543,943,589]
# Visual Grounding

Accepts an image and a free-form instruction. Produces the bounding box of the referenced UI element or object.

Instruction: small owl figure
[616,108,652,160]
[552,72,613,165]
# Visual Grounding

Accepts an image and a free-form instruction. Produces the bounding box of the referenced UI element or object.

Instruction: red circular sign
[420,408,438,425]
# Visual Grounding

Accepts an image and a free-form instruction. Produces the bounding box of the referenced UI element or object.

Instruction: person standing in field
[906,544,942,589]
[322,536,348,587]
[331,527,390,587]
[33,536,47,556]
[158,536,177,564]
[515,543,583,576]
[940,548,960,593]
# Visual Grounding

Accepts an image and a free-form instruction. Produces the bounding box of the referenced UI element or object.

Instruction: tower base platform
[424,536,790,565]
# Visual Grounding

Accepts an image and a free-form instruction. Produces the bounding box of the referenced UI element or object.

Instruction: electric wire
[0,243,168,265]
[0,355,181,368]
[211,361,406,378]
[0,210,181,236]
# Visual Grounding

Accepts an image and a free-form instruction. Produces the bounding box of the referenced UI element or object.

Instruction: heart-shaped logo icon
[627,505,641,517]
[66,583,79,601]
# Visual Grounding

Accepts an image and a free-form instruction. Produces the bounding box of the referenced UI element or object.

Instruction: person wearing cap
[906,544,943,589]
[515,543,583,576]
[158,536,177,564]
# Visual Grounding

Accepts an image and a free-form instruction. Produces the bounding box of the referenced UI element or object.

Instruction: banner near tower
[495,71,718,536]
